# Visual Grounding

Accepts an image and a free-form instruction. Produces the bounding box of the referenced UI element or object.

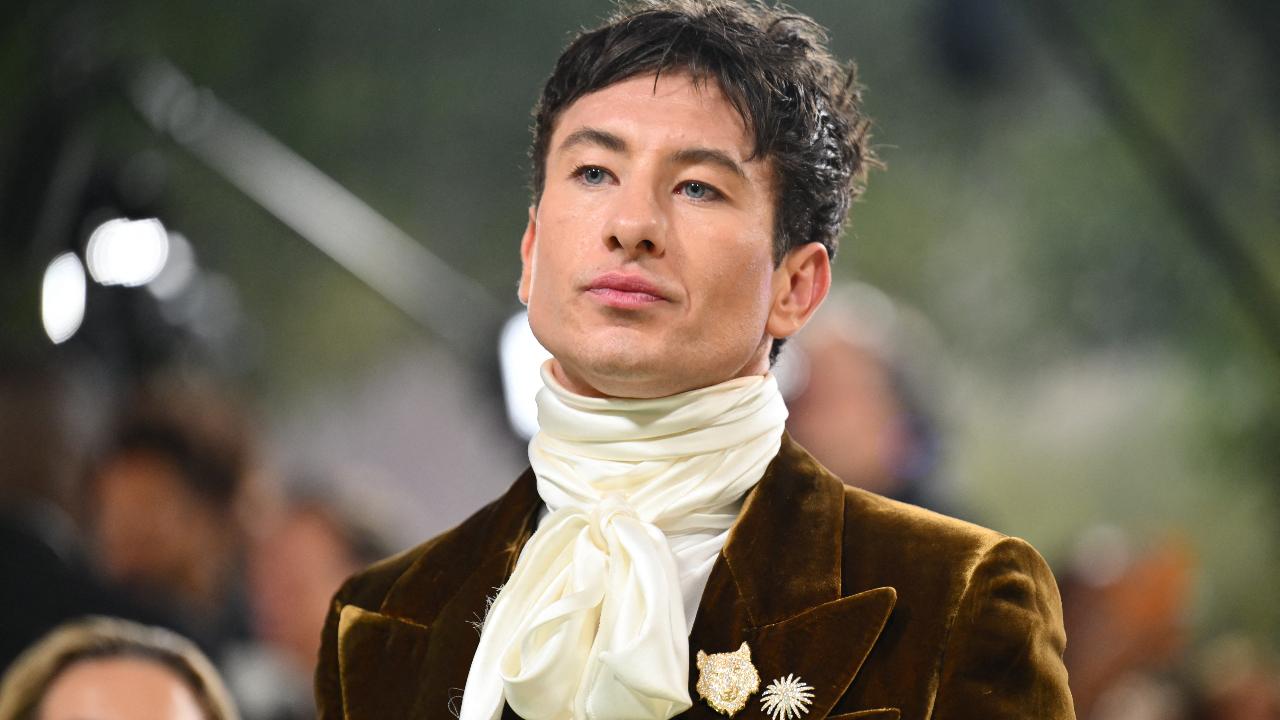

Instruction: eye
[677,180,720,201]
[573,165,611,186]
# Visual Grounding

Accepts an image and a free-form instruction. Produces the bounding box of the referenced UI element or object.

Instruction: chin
[570,355,742,399]
[570,352,673,398]
[541,328,767,399]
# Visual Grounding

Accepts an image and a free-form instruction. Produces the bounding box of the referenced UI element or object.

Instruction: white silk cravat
[459,362,788,720]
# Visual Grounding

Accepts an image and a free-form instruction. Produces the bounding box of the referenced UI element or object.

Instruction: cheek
[685,251,773,354]
[529,215,581,288]
[718,245,774,312]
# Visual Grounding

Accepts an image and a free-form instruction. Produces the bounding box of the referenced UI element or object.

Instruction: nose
[603,181,667,258]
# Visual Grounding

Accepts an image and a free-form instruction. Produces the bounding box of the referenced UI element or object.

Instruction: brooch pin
[695,642,761,716]
[760,674,815,720]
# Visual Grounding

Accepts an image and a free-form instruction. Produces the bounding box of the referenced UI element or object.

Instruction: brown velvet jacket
[316,437,1075,720]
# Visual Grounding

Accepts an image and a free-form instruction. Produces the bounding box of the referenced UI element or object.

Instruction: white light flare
[41,252,87,344]
[86,217,170,287]
[499,310,553,440]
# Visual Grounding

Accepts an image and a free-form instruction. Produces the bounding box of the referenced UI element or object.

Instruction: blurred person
[317,2,1074,719]
[1060,528,1196,720]
[0,359,163,673]
[225,479,396,720]
[86,372,259,661]
[0,615,239,720]
[1193,636,1280,720]
[786,282,953,512]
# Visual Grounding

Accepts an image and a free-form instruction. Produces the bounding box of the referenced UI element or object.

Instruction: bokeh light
[500,310,552,440]
[86,218,170,288]
[40,252,87,345]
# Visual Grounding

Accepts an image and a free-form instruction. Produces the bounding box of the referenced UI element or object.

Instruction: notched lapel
[337,604,436,720]
[685,439,900,720]
[750,587,897,720]
[684,578,897,720]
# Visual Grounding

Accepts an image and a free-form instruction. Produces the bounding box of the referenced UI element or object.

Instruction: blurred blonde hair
[0,616,239,720]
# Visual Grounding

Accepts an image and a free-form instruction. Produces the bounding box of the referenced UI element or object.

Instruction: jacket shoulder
[332,468,537,617]
[330,534,441,613]
[832,485,1073,718]
[842,485,1007,560]
[837,483,1044,619]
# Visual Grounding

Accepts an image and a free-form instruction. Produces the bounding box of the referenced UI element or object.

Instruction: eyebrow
[558,127,627,154]
[671,147,747,180]
[557,126,747,180]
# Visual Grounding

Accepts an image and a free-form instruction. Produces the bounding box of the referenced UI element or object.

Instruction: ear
[517,205,537,305]
[765,242,831,340]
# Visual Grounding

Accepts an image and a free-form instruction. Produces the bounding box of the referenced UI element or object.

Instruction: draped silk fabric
[458,363,789,720]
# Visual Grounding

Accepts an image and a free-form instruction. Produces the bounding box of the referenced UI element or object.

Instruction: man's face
[519,72,785,398]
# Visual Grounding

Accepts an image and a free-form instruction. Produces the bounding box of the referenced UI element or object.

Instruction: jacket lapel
[337,470,541,720]
[683,437,897,719]
[336,604,435,719]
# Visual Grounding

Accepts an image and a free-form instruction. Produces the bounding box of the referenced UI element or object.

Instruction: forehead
[41,657,204,720]
[549,73,756,160]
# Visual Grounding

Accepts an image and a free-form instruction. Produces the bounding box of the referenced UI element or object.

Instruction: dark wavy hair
[529,0,875,266]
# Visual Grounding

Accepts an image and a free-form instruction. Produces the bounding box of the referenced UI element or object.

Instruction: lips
[585,272,670,308]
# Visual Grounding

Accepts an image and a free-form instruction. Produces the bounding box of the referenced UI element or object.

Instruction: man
[316,2,1075,720]
[88,375,255,661]
[230,480,397,720]
[785,283,953,514]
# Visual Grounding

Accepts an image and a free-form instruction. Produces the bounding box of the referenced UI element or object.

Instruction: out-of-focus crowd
[0,363,394,719]
[1,285,1277,719]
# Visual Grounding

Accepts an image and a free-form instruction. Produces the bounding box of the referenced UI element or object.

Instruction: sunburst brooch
[760,673,815,720]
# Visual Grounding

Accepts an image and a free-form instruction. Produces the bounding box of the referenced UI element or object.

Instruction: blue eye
[679,181,717,201]
[579,166,607,185]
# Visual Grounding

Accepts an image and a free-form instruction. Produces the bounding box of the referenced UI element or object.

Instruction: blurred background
[1,0,1277,718]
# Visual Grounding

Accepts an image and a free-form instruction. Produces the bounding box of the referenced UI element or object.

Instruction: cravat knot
[588,492,636,549]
